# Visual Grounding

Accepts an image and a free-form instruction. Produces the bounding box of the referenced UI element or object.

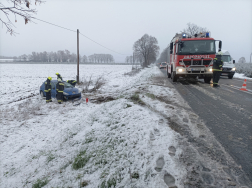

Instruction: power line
[34,18,76,33]
[79,32,129,56]
[34,17,129,56]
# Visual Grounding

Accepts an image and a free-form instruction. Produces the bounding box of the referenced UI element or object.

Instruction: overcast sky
[1,0,252,62]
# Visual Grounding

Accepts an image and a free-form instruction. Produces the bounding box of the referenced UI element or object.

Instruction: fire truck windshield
[178,40,216,55]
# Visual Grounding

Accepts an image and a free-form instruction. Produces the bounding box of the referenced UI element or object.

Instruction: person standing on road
[56,72,63,81]
[56,78,64,104]
[212,51,223,87]
[45,76,52,103]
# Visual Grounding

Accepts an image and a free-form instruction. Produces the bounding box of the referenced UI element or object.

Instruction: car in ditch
[39,80,81,100]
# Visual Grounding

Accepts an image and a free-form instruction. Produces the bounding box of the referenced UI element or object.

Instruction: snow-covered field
[1,64,250,188]
[0,64,187,188]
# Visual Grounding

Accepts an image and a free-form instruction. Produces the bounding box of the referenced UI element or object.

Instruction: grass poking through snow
[72,150,91,170]
[130,93,145,105]
[32,178,49,188]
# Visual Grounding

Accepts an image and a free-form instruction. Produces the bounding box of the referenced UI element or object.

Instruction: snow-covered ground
[0,64,186,187]
[1,64,250,188]
[233,72,252,80]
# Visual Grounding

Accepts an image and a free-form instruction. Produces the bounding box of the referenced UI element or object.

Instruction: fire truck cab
[167,32,222,83]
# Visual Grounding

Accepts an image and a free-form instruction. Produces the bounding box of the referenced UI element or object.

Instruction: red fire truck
[167,32,222,83]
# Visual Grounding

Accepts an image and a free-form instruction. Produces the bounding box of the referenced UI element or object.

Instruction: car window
[51,82,55,89]
[64,82,73,88]
[51,81,73,88]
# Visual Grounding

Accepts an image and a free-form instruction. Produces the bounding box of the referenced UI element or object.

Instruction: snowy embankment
[234,63,252,79]
[233,73,252,80]
[0,64,186,188]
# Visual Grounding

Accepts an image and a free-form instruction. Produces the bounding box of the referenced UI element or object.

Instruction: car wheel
[228,75,233,79]
[204,77,211,83]
[40,91,45,98]
[171,71,177,82]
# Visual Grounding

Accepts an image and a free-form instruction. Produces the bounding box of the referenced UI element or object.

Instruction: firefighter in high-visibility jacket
[67,80,77,87]
[56,72,63,81]
[45,76,52,103]
[212,52,223,87]
[56,78,64,104]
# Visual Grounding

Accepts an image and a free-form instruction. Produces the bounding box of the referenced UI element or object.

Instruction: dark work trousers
[57,92,63,103]
[46,91,52,102]
[213,71,221,86]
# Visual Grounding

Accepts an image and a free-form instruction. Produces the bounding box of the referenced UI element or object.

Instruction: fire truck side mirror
[233,60,235,64]
[170,43,173,54]
[218,41,222,51]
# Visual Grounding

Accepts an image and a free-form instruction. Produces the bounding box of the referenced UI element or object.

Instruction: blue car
[40,80,81,100]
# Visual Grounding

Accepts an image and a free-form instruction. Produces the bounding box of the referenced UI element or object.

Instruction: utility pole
[132,53,134,70]
[250,52,252,63]
[77,29,79,83]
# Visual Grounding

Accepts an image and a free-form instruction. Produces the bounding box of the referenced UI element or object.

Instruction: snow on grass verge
[233,72,252,80]
[1,65,185,188]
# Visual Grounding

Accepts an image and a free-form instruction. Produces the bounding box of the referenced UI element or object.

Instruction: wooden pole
[133,52,134,69]
[77,29,79,83]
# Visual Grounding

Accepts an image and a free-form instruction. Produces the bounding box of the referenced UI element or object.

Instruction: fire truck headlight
[209,68,213,72]
[178,69,183,72]
[232,67,236,71]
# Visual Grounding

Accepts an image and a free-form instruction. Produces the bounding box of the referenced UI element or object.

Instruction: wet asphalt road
[160,68,252,182]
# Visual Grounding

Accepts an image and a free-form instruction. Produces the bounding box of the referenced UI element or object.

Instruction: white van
[220,50,236,79]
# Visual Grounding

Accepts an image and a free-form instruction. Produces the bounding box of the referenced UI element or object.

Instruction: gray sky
[1,0,252,62]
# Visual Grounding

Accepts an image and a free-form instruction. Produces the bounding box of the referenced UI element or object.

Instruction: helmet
[56,72,59,75]
[48,76,52,80]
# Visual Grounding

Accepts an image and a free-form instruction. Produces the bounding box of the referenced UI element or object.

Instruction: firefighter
[45,76,52,103]
[67,80,77,87]
[56,72,63,81]
[56,78,64,104]
[212,51,223,87]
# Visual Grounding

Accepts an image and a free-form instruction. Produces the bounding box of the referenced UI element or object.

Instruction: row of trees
[125,54,144,64]
[11,50,115,63]
[88,54,114,63]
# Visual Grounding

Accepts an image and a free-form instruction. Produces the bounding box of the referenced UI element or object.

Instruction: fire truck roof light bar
[182,33,186,38]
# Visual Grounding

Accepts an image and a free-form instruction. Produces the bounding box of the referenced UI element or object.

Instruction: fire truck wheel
[204,77,211,83]
[167,69,171,78]
[171,71,177,82]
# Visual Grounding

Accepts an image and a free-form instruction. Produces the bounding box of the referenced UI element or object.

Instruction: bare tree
[157,47,168,64]
[82,55,87,63]
[238,57,246,63]
[181,22,209,36]
[0,0,44,35]
[133,34,159,67]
